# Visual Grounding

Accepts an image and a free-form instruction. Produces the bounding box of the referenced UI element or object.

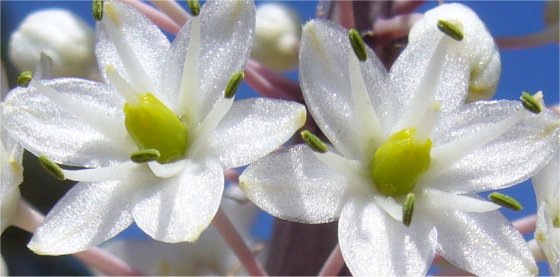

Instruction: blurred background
[1,0,558,275]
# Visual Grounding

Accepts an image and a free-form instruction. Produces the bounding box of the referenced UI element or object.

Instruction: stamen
[186,98,233,158]
[414,102,441,141]
[437,19,464,41]
[427,108,526,178]
[488,192,523,211]
[38,155,65,181]
[520,91,543,114]
[31,80,127,141]
[348,29,367,62]
[393,33,450,133]
[373,196,402,221]
[225,72,245,99]
[177,17,201,121]
[554,216,559,228]
[301,130,327,153]
[148,159,189,178]
[92,0,104,21]
[130,148,161,163]
[187,0,201,17]
[17,71,32,87]
[417,189,500,212]
[402,193,415,227]
[348,51,384,152]
[102,3,155,93]
[105,64,139,104]
[62,162,138,182]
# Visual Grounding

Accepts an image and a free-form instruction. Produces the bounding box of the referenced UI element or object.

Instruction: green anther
[402,193,416,227]
[520,91,542,114]
[130,148,161,163]
[124,93,188,164]
[301,130,327,153]
[488,192,523,211]
[93,0,104,21]
[17,71,32,87]
[187,0,200,16]
[371,128,432,196]
[225,72,244,99]
[38,155,65,181]
[437,19,464,41]
[553,216,560,228]
[348,29,367,62]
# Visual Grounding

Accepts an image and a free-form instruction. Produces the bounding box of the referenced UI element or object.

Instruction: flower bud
[251,3,301,72]
[409,4,501,102]
[8,9,97,79]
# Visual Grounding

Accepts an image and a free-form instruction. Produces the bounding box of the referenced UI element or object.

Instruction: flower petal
[208,98,306,169]
[532,150,559,204]
[427,101,560,193]
[2,79,132,167]
[239,144,349,223]
[160,0,255,123]
[338,197,437,276]
[28,181,134,255]
[299,19,392,159]
[433,210,538,276]
[96,0,169,95]
[131,158,224,243]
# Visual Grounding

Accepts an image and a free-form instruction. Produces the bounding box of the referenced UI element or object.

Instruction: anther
[554,216,559,228]
[437,19,464,41]
[17,71,32,87]
[402,193,416,227]
[224,72,244,99]
[348,29,367,62]
[488,192,523,211]
[187,0,201,17]
[92,0,104,21]
[38,155,65,181]
[301,130,327,153]
[131,148,161,163]
[520,91,543,114]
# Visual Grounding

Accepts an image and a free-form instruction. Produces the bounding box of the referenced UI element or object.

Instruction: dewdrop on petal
[251,3,301,72]
[8,9,97,78]
[409,5,501,102]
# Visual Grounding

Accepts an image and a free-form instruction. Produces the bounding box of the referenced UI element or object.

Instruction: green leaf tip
[301,130,327,153]
[38,155,65,181]
[131,148,161,163]
[437,19,464,41]
[348,29,367,62]
[520,91,543,114]
[93,0,104,21]
[225,72,245,99]
[489,192,523,211]
[402,193,416,227]
[17,71,32,87]
[187,0,200,16]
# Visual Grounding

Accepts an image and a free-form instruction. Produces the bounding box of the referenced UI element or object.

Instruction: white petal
[131,158,224,242]
[208,98,306,169]
[433,210,538,276]
[416,189,499,213]
[160,0,255,123]
[0,131,23,231]
[28,181,134,255]
[338,197,437,276]
[96,0,169,96]
[533,150,559,204]
[427,101,560,193]
[2,79,132,167]
[239,145,349,224]
[535,202,560,275]
[299,19,392,160]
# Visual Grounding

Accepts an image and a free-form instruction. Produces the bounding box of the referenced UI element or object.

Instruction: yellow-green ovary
[370,128,432,196]
[124,93,188,163]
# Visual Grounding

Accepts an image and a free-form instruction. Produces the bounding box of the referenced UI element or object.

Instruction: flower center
[370,128,432,196]
[124,93,188,163]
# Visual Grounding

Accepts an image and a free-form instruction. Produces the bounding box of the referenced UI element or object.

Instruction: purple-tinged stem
[149,0,189,27]
[212,208,268,276]
[391,0,426,16]
[120,0,181,34]
[246,60,302,101]
[318,244,345,276]
[373,13,423,41]
[496,26,559,49]
[338,1,355,29]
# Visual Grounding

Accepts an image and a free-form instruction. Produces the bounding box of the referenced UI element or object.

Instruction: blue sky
[1,1,558,275]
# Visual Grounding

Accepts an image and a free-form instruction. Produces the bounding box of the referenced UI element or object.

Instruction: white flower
[533,148,560,275]
[240,3,560,276]
[1,123,24,234]
[8,9,97,79]
[251,3,301,72]
[2,0,306,255]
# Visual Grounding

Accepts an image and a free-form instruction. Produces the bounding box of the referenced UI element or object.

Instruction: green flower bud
[124,93,188,163]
